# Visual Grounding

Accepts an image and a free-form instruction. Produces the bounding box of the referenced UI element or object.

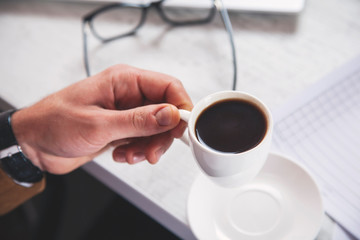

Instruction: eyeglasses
[82,0,237,90]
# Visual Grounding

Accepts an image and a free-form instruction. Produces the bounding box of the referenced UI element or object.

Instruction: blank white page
[272,55,360,239]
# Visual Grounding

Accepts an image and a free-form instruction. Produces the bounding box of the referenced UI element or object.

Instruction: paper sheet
[334,225,358,240]
[271,55,360,239]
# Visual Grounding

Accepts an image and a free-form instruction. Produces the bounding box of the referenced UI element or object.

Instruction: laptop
[62,0,306,14]
[164,0,306,13]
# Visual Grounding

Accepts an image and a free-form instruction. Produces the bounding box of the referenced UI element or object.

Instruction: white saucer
[187,152,323,240]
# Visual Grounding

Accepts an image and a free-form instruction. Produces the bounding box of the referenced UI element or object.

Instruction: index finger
[138,68,193,110]
[111,65,193,110]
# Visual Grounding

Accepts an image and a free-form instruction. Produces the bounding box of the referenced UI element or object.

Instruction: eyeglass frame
[82,0,237,90]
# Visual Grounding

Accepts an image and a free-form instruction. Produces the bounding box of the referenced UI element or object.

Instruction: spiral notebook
[272,55,360,239]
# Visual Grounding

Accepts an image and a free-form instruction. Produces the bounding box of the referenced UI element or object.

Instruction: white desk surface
[1,0,359,239]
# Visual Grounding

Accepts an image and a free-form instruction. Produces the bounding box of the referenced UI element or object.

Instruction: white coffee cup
[179,91,273,188]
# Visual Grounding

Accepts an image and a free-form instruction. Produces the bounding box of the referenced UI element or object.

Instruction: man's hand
[11,64,193,174]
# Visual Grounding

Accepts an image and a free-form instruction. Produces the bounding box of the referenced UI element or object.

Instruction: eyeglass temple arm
[215,0,238,90]
[82,21,91,77]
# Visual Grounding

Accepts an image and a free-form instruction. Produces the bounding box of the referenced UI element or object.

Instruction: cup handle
[179,109,191,146]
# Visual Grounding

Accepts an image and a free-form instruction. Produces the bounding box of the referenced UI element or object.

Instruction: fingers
[112,132,174,165]
[95,65,193,143]
[105,103,180,141]
[108,64,193,111]
[136,69,193,110]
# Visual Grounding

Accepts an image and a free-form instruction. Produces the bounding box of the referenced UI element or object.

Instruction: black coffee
[195,99,267,153]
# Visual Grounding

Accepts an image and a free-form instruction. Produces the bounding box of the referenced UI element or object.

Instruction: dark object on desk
[0,168,180,240]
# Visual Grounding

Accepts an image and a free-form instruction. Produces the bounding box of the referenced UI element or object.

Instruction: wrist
[0,110,44,186]
[10,109,43,170]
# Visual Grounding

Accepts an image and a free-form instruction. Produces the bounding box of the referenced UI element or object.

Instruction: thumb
[108,104,180,140]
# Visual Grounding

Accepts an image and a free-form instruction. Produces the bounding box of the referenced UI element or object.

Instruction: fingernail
[155,106,173,126]
[114,152,126,163]
[132,152,146,164]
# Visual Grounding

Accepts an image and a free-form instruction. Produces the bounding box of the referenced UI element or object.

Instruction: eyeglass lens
[91,6,143,40]
[89,2,215,41]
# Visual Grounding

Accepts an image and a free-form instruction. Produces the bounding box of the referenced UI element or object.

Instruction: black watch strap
[0,110,17,149]
[1,151,44,183]
[0,110,43,184]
